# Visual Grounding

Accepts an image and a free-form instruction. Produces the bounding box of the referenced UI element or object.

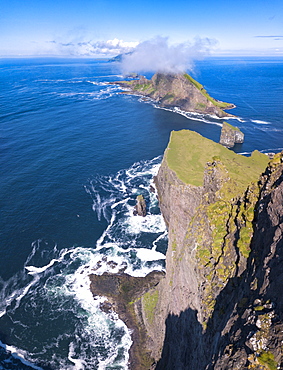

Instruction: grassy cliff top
[222,121,241,131]
[165,130,269,192]
[183,74,233,109]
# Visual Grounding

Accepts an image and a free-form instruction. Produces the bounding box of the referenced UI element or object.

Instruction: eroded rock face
[137,130,283,369]
[87,129,283,370]
[219,121,244,148]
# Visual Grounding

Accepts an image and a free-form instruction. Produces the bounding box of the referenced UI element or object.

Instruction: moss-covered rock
[89,271,164,369]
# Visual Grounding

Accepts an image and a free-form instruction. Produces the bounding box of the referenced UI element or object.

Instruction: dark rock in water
[149,185,156,193]
[219,121,244,148]
[107,260,118,269]
[134,194,147,216]
[99,300,113,314]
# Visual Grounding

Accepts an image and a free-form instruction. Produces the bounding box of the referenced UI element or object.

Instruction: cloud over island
[119,36,217,74]
[46,36,217,73]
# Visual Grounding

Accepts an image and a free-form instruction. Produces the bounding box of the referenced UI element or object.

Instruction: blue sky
[1,0,283,57]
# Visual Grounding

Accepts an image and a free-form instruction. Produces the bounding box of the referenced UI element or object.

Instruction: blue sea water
[0,56,282,369]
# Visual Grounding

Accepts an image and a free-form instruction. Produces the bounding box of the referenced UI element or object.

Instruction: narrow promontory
[89,129,283,369]
[115,73,235,118]
[138,130,283,369]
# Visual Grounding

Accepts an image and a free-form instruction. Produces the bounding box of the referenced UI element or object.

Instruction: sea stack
[219,121,244,148]
[134,194,147,216]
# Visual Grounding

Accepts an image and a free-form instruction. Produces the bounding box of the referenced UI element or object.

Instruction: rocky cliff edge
[138,130,283,369]
[89,129,283,369]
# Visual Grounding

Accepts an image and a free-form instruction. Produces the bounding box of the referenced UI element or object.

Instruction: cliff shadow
[201,172,283,369]
[155,309,205,370]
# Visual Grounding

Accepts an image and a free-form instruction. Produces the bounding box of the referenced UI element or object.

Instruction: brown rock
[134,194,147,216]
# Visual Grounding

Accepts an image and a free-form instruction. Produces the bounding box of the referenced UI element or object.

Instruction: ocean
[0,56,282,369]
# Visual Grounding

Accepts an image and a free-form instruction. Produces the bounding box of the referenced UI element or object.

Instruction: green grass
[184,74,233,109]
[165,130,269,195]
[143,289,159,325]
[133,83,152,91]
[258,351,277,370]
[222,121,241,131]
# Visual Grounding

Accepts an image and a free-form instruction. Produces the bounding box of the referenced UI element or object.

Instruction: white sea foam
[0,340,44,370]
[86,80,109,86]
[123,211,166,235]
[239,147,283,156]
[0,242,133,369]
[135,248,166,261]
[0,270,40,318]
[57,85,122,101]
[225,115,244,122]
[61,248,132,369]
[25,258,58,274]
[262,147,283,153]
[0,157,167,369]
[137,98,226,126]
[251,119,271,125]
[110,85,230,126]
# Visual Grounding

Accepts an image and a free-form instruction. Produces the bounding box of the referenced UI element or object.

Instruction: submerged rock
[219,121,244,148]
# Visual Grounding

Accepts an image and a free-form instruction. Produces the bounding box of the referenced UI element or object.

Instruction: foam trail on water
[25,258,58,275]
[251,119,271,125]
[86,157,168,268]
[0,242,133,369]
[114,82,240,126]
[239,147,283,156]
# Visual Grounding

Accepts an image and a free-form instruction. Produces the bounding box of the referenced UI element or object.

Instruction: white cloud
[119,36,218,74]
[49,38,139,57]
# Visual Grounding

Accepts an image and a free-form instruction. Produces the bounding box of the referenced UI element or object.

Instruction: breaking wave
[0,157,167,369]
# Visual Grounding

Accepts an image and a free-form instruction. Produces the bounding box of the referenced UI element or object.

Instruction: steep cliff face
[137,130,283,369]
[116,73,235,118]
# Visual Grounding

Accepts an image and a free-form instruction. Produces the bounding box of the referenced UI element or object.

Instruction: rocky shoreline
[89,271,164,369]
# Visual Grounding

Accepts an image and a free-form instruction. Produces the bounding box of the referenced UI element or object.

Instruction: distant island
[115,73,236,118]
